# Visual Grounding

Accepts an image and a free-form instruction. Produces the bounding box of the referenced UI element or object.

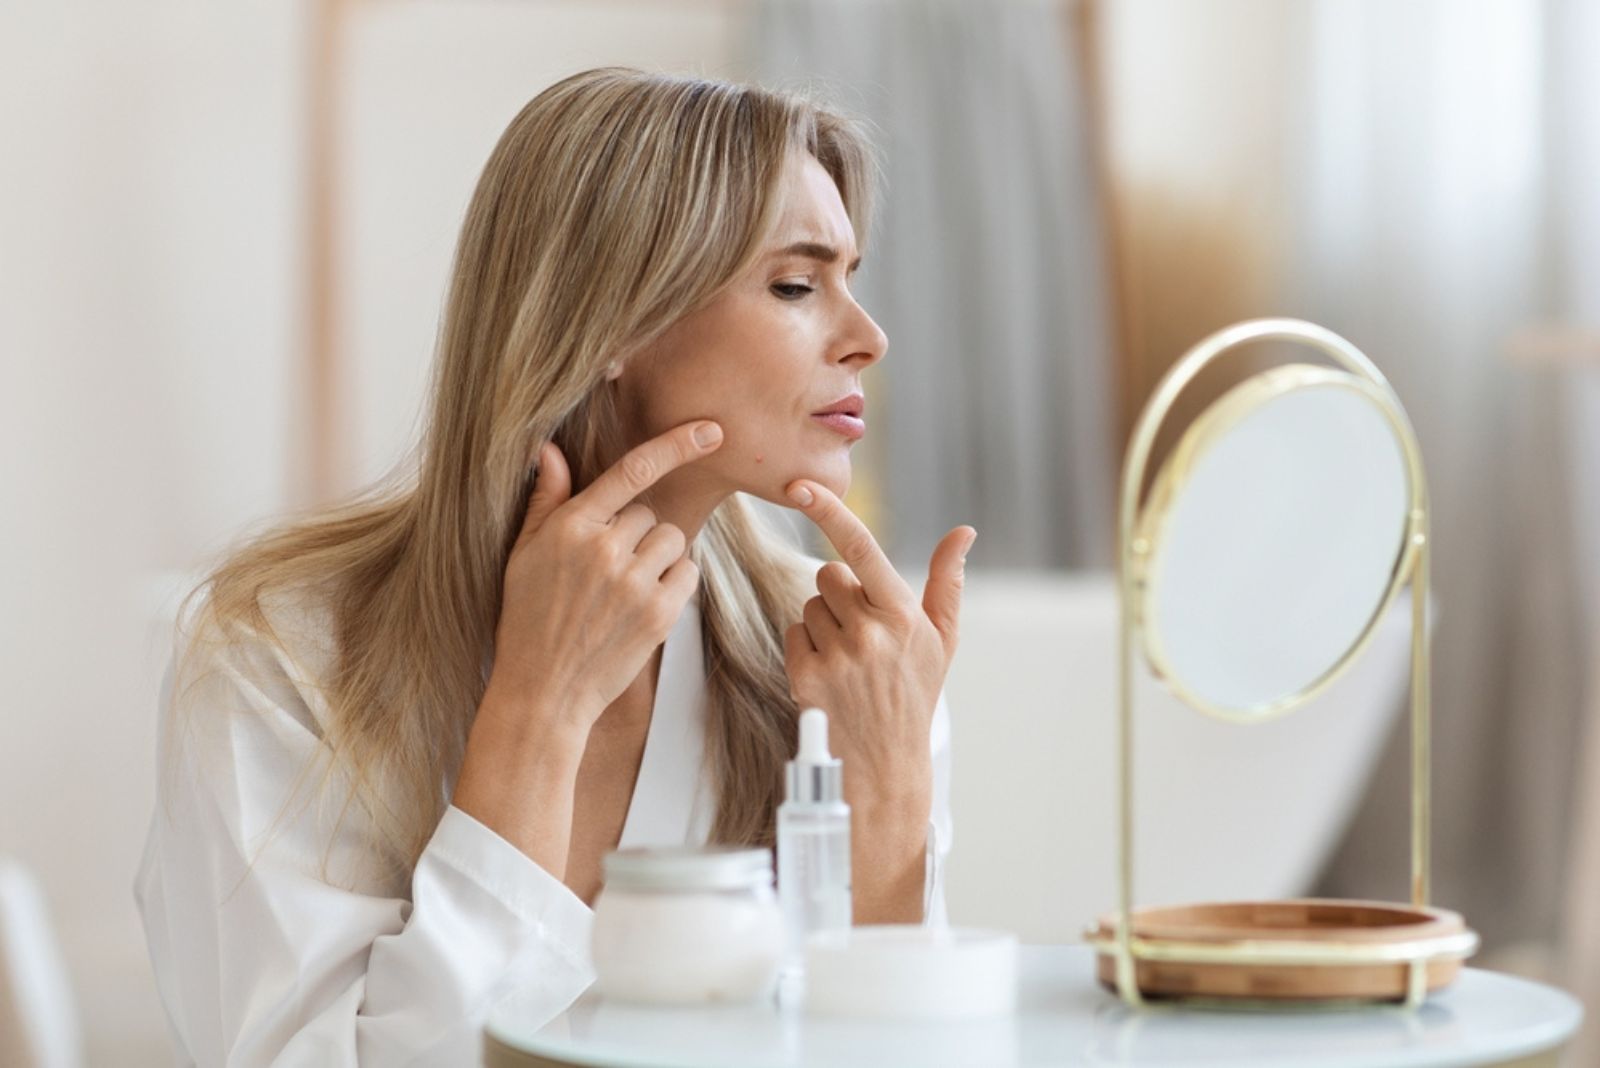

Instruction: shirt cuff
[923,817,943,926]
[426,804,595,976]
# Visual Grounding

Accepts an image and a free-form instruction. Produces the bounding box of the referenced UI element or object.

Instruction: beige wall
[2,3,304,1062]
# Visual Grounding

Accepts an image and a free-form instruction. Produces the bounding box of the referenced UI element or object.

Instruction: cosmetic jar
[803,925,1019,1020]
[590,845,785,1005]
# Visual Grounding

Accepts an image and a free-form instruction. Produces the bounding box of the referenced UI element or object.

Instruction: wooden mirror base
[1087,898,1473,1002]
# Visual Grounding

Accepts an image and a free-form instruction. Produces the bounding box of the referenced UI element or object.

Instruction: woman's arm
[850,779,931,924]
[134,629,595,1066]
[847,687,954,925]
[450,686,588,884]
[781,472,971,928]
[925,688,954,926]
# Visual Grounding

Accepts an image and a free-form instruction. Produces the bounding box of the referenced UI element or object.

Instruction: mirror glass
[1141,369,1411,716]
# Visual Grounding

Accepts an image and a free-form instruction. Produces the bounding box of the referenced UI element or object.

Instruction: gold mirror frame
[1090,318,1479,1009]
[1134,362,1415,724]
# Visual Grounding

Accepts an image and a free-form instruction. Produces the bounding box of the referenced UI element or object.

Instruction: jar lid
[601,845,773,892]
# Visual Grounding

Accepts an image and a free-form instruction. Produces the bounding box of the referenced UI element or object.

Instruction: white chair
[0,857,84,1068]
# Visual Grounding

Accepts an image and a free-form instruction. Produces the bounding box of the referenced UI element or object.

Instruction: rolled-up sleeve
[133,618,595,1066]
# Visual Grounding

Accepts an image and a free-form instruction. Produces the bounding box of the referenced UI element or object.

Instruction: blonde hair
[167,66,883,882]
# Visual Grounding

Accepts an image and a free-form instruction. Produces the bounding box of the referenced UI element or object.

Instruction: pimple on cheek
[755,454,764,464]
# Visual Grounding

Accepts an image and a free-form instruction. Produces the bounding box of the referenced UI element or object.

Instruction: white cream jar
[590,845,785,1005]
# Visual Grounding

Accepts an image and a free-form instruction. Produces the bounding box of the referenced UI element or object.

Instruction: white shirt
[134,570,954,1066]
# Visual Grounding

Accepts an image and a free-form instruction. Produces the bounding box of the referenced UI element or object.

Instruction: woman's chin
[750,460,850,509]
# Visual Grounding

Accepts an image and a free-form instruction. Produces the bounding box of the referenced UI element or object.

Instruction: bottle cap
[786,707,844,804]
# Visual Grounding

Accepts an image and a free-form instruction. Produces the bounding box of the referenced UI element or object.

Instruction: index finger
[573,420,723,519]
[785,479,912,609]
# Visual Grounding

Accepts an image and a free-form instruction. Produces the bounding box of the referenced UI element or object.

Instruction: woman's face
[615,152,888,507]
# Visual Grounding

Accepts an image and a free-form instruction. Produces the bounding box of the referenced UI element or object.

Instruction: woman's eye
[771,283,814,301]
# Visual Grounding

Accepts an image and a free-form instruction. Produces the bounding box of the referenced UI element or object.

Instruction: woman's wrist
[842,759,933,924]
[841,751,932,822]
[452,690,590,872]
[474,681,595,757]
[851,787,931,835]
[849,803,930,924]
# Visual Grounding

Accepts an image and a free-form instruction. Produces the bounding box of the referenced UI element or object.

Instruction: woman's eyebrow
[769,240,862,273]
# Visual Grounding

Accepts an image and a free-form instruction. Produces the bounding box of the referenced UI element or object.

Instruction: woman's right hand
[480,419,724,739]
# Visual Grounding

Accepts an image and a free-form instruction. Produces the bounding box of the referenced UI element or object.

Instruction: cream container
[803,925,1019,1020]
[590,845,785,1005]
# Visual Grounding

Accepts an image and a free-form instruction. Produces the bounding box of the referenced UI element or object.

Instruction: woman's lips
[811,412,865,441]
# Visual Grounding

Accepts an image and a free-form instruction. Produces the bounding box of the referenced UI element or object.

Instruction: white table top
[485,945,1583,1068]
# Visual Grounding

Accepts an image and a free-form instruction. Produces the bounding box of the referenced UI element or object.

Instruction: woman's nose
[838,305,888,368]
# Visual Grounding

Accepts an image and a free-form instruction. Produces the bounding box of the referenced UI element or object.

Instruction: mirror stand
[1085,318,1479,1009]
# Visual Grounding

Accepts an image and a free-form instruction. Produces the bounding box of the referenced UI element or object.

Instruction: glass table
[484,944,1583,1067]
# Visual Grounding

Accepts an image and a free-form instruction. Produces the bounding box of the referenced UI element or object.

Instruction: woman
[135,66,975,1064]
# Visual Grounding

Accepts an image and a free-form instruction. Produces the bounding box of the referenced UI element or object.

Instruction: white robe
[133,572,953,1066]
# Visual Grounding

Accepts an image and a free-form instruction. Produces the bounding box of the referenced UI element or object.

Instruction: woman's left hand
[782,478,976,813]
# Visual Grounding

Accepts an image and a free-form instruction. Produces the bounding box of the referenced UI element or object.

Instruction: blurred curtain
[1280,0,1600,1013]
[740,0,1115,569]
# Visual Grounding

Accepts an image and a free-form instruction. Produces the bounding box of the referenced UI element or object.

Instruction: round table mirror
[1135,363,1414,720]
[1097,320,1468,1011]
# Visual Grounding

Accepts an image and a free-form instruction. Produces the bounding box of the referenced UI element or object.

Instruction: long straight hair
[167,67,883,883]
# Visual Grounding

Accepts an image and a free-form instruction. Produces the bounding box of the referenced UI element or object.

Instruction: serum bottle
[777,707,852,985]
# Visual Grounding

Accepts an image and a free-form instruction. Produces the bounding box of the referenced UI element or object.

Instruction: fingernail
[962,530,977,559]
[694,422,723,448]
[788,483,814,507]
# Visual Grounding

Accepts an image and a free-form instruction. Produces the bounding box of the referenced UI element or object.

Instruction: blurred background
[3,0,1597,1062]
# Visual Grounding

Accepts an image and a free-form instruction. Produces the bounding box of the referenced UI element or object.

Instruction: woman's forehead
[769,155,857,259]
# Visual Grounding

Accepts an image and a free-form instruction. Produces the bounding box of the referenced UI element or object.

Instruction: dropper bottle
[777,707,852,986]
